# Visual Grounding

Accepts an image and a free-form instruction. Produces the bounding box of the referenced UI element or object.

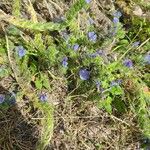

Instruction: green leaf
[113,98,126,113]
[12,0,21,17]
[0,68,9,78]
[66,0,87,22]
[41,74,50,90]
[99,97,112,114]
[104,97,112,114]
[48,46,58,65]
[0,47,6,54]
[110,86,123,95]
[7,26,21,36]
[35,79,43,90]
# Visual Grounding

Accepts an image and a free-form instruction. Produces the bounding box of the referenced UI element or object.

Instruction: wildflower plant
[0,0,150,149]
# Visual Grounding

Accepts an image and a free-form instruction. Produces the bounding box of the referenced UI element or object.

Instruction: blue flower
[91,52,99,57]
[110,79,122,87]
[16,46,26,58]
[113,17,119,24]
[132,41,140,47]
[97,50,105,56]
[0,94,5,104]
[123,59,133,68]
[62,57,68,68]
[79,69,90,80]
[73,44,79,51]
[88,31,97,42]
[89,50,104,58]
[39,93,47,102]
[85,0,91,3]
[113,11,122,18]
[89,52,99,58]
[144,53,150,64]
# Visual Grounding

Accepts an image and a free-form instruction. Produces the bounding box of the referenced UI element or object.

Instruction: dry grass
[0,106,38,150]
[50,98,141,150]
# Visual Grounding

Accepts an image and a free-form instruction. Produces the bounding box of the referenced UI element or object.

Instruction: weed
[0,0,150,149]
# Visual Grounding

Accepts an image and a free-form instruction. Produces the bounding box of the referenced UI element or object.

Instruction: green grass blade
[12,0,21,17]
[66,0,87,22]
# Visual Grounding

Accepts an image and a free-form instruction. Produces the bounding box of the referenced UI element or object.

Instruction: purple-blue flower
[113,17,119,24]
[110,79,122,87]
[73,44,79,51]
[0,94,5,104]
[16,46,26,58]
[39,93,47,102]
[89,52,99,58]
[113,11,122,18]
[89,50,104,58]
[88,31,97,42]
[123,59,133,68]
[62,57,68,68]
[132,41,140,47]
[85,0,91,3]
[79,69,90,80]
[96,50,104,56]
[144,53,150,64]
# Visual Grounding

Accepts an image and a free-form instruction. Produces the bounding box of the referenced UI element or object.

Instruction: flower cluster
[62,57,68,68]
[113,10,122,24]
[111,10,122,35]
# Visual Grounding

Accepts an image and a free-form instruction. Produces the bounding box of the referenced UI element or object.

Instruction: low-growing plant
[0,0,150,149]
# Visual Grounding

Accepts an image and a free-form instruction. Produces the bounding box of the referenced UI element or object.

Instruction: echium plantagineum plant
[33,0,127,111]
